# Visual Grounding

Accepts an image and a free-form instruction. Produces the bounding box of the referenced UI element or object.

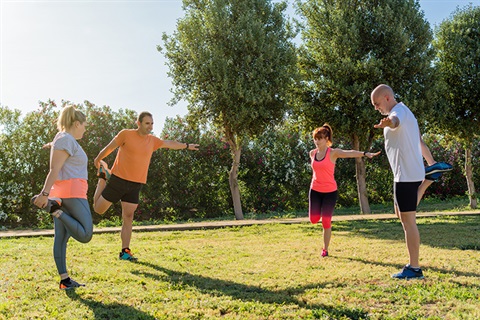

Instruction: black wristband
[363,151,367,156]
[185,143,189,150]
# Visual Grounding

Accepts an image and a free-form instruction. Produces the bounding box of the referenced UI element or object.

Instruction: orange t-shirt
[111,129,164,184]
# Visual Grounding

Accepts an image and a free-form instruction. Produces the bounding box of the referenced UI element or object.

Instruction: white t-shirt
[384,102,424,182]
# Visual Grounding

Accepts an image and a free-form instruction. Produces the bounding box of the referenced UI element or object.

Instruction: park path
[1,211,478,238]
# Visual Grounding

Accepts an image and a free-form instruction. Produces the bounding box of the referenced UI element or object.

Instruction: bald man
[371,84,426,279]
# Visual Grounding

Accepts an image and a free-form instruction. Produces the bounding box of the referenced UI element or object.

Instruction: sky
[1,0,479,134]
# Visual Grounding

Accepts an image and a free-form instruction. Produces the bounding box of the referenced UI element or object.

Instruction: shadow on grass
[335,256,480,280]
[323,214,480,250]
[65,289,155,320]
[134,261,369,319]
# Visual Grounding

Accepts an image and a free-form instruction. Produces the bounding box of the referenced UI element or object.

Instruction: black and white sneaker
[59,277,85,290]
[31,196,62,214]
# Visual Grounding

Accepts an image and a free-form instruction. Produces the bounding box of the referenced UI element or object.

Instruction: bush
[0,104,478,229]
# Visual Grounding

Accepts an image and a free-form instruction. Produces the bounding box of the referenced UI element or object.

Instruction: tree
[433,5,480,208]
[295,0,434,213]
[161,0,297,219]
[0,102,58,227]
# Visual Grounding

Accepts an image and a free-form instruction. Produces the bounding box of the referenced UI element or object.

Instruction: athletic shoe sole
[425,162,453,175]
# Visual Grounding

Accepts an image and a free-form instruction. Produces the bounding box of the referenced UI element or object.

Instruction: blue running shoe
[119,248,138,261]
[425,162,453,175]
[392,265,424,280]
[425,171,443,181]
[97,160,111,180]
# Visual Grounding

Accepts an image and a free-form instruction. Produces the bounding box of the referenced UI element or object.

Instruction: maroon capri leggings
[309,189,338,229]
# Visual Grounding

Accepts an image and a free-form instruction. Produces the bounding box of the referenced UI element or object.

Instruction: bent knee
[309,214,321,224]
[94,207,106,215]
[77,232,93,243]
[93,203,109,215]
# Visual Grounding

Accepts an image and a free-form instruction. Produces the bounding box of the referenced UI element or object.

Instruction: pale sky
[1,0,478,134]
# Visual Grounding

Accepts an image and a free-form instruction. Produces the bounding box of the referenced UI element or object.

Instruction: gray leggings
[53,198,93,275]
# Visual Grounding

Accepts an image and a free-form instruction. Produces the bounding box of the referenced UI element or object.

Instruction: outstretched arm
[161,140,200,150]
[331,149,381,160]
[374,115,399,129]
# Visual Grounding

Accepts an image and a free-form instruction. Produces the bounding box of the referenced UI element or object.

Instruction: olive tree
[161,0,297,219]
[433,5,480,208]
[295,0,435,213]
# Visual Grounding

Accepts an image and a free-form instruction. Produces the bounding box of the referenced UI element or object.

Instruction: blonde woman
[32,105,93,289]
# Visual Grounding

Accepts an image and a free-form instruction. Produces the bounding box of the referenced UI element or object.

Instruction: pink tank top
[310,148,337,193]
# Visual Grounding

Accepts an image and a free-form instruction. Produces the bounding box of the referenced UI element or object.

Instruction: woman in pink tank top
[309,123,381,257]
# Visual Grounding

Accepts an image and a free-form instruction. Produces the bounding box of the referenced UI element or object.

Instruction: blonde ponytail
[57,105,86,131]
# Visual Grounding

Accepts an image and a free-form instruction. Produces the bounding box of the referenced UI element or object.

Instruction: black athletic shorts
[102,174,143,204]
[393,181,422,212]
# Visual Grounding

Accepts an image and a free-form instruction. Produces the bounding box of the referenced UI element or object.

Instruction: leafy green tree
[161,0,297,219]
[433,5,480,208]
[143,116,232,221]
[0,102,58,227]
[295,0,434,213]
[0,101,139,228]
[240,121,311,213]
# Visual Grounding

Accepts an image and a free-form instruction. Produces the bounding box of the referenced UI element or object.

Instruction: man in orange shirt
[93,111,199,261]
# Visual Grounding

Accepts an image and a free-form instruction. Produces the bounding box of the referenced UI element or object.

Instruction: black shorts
[102,174,143,204]
[393,181,422,212]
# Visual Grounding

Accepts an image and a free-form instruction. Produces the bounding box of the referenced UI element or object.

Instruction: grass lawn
[1,214,479,319]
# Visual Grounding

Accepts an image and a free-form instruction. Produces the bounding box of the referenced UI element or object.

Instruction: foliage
[294,0,435,213]
[295,0,435,142]
[431,4,480,208]
[432,4,480,142]
[161,0,298,218]
[1,216,480,319]
[239,122,312,212]
[0,101,138,228]
[421,134,475,200]
[142,116,233,221]
[0,102,57,227]
[162,0,297,137]
[1,103,479,229]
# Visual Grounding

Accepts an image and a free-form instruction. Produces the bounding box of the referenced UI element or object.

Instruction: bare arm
[331,148,381,160]
[161,140,200,151]
[374,115,399,129]
[94,138,119,169]
[33,149,69,208]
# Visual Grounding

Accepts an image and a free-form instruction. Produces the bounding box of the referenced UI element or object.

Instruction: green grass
[1,215,479,319]
[124,195,477,228]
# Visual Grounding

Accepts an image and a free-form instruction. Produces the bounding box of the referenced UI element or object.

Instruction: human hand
[187,143,200,151]
[364,151,381,159]
[33,194,49,209]
[374,117,393,129]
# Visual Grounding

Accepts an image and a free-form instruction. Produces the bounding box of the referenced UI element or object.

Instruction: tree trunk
[464,148,477,209]
[353,135,371,214]
[229,146,243,220]
[226,130,244,220]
